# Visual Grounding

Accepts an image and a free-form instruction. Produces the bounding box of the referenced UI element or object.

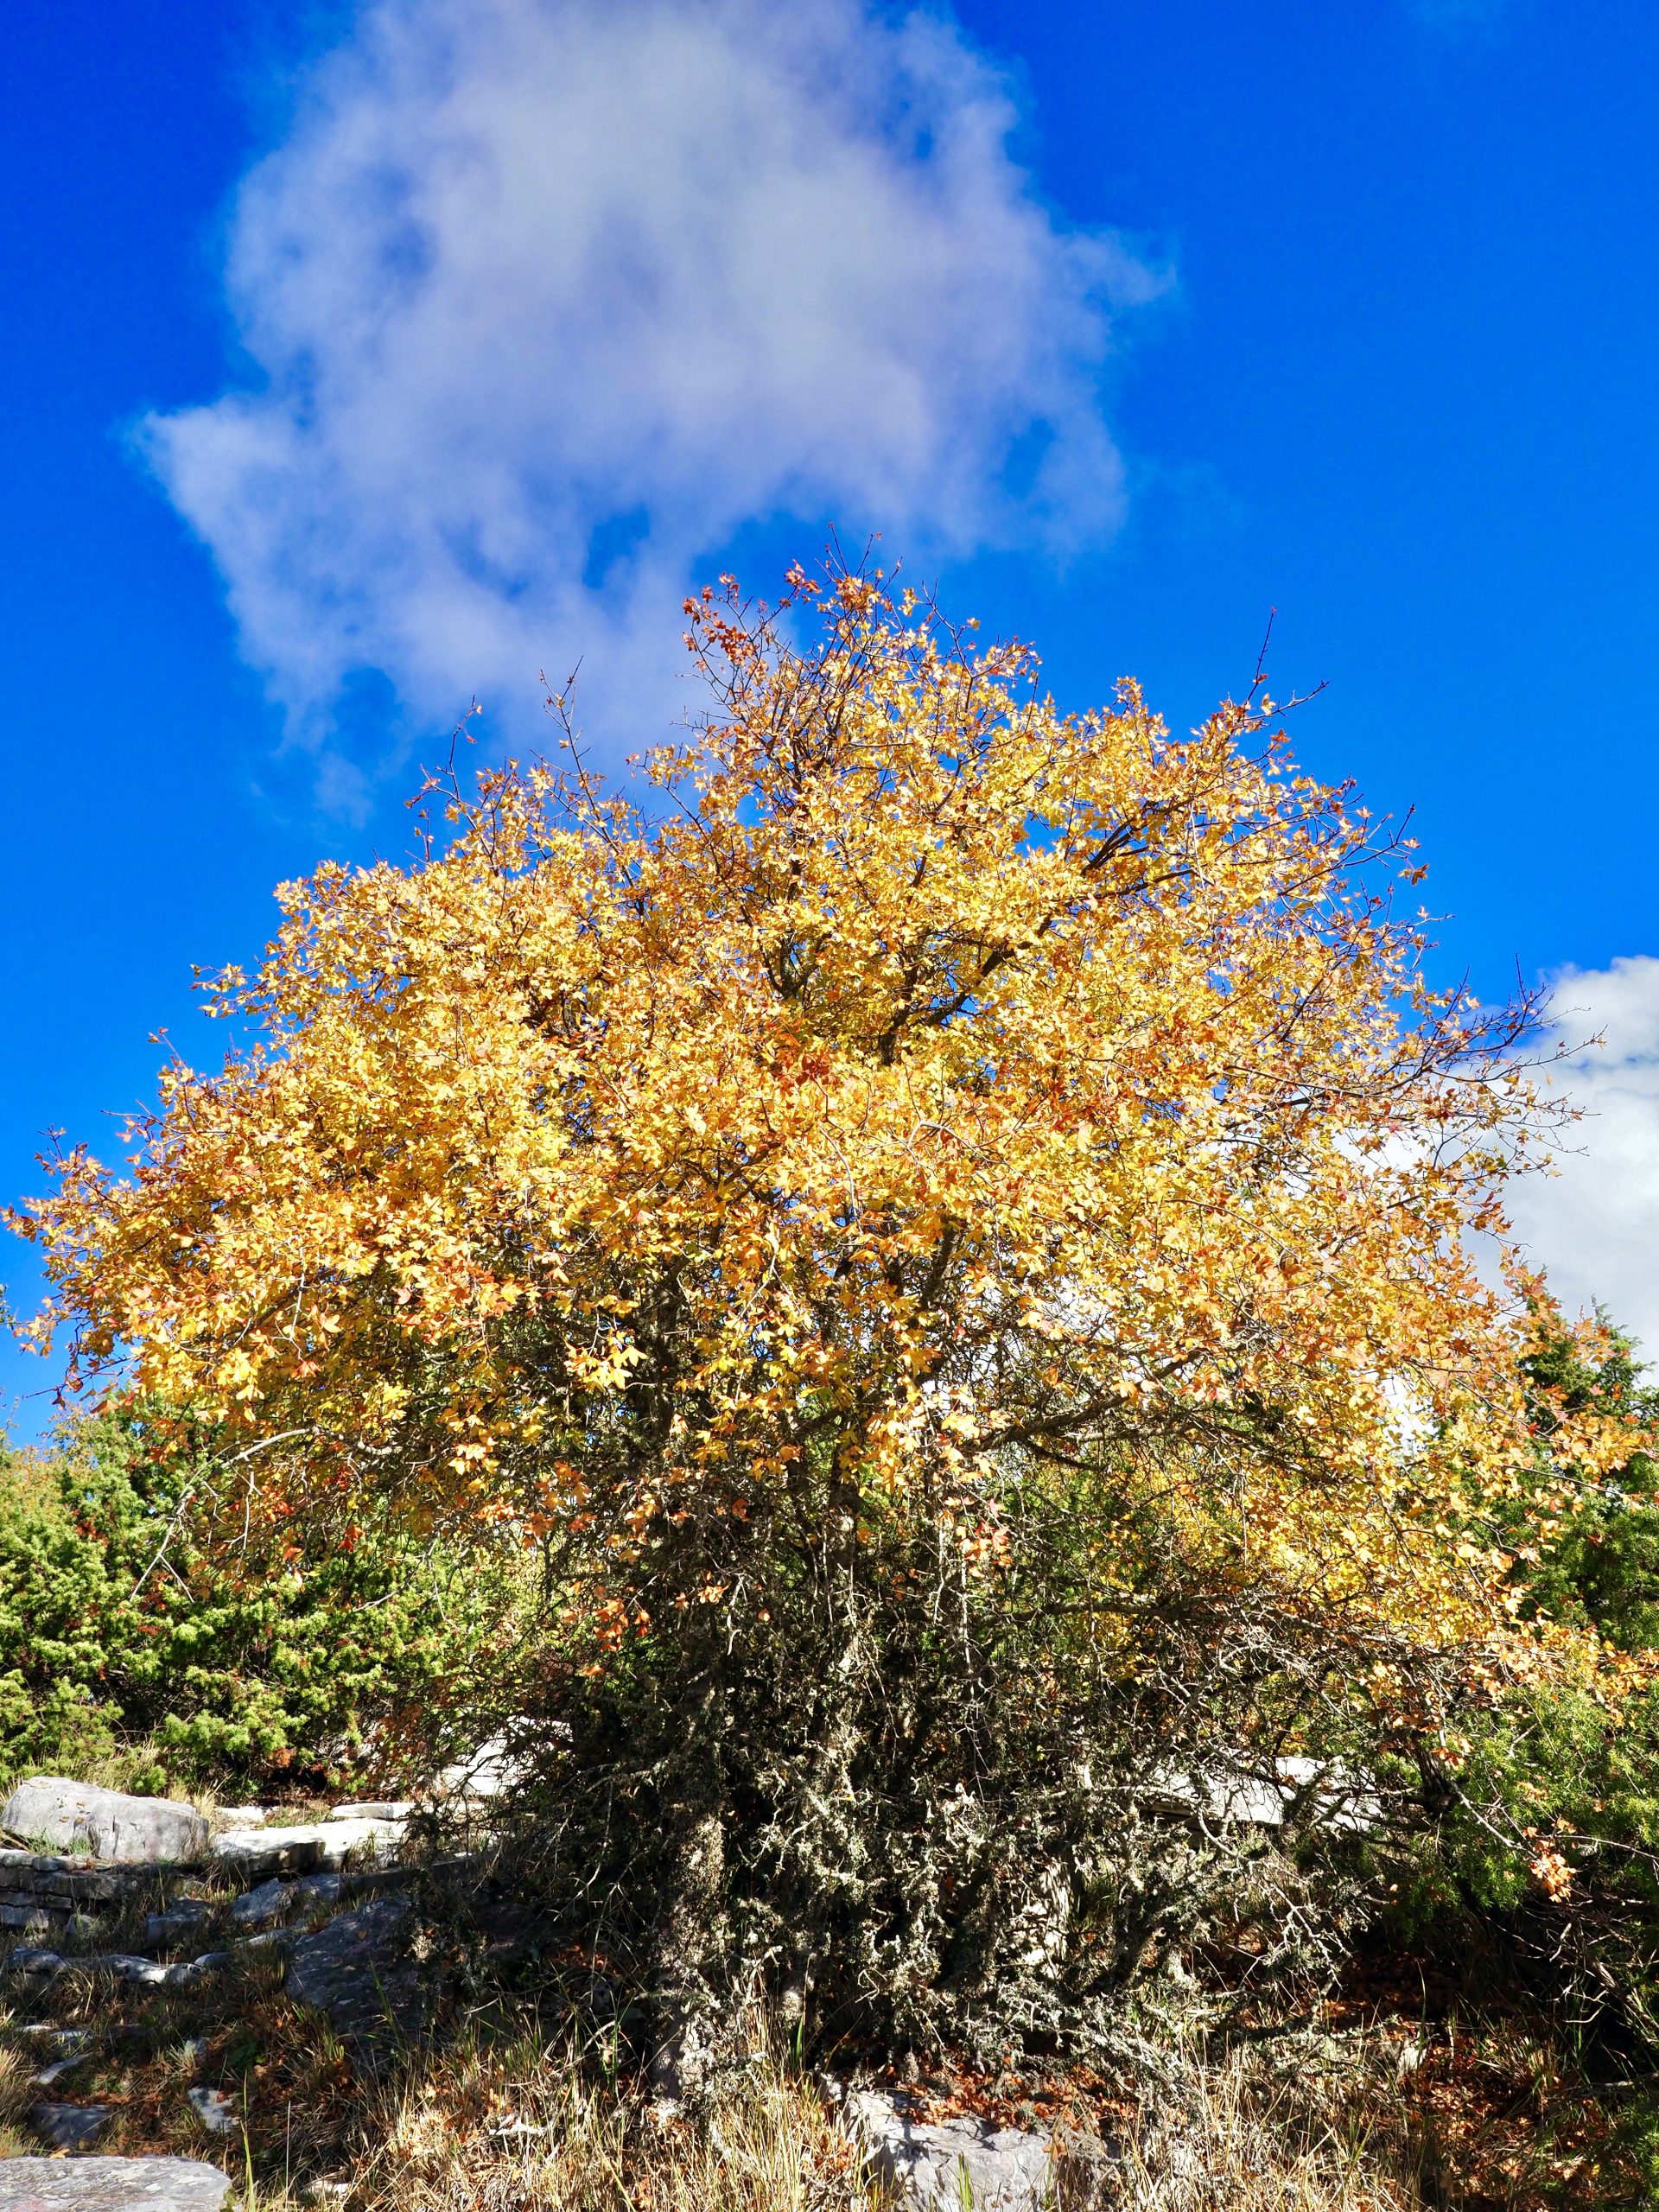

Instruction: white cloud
[143,0,1159,802]
[1505,957,1659,1361]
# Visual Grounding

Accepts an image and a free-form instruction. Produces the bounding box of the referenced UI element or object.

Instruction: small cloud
[1505,957,1659,1359]
[143,0,1163,802]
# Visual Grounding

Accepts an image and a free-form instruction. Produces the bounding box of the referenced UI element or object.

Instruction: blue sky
[4,0,1658,1429]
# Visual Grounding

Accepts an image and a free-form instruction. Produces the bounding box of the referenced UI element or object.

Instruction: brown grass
[0,1952,1632,2208]
[226,2024,1443,2212]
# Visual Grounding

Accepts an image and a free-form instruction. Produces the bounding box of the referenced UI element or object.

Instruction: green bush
[1368,1306,1659,2181]
[0,1410,528,1789]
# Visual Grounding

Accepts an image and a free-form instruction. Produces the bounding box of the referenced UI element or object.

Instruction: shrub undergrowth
[0,1409,530,1791]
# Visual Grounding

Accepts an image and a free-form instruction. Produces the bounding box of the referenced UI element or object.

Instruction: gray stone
[1273,1756,1382,1835]
[2,1781,208,1866]
[0,1850,138,1906]
[30,2054,92,2090]
[158,1927,297,1992]
[303,1817,405,1866]
[326,1802,410,1821]
[1143,1756,1381,1834]
[28,2106,111,2153]
[5,1948,64,1983]
[208,1827,324,1881]
[230,1872,342,1932]
[4,1941,288,1993]
[0,1904,63,1936]
[0,2157,232,2210]
[847,2092,1054,2210]
[211,1818,403,1884]
[434,1732,531,1802]
[145,1898,216,1949]
[165,1952,233,1988]
[211,1807,270,1827]
[81,1955,175,1989]
[287,1893,423,2054]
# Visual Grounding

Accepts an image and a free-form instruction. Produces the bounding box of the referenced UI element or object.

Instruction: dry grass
[232,2023,1446,2212]
[0,1941,1632,2208]
[304,2022,874,2212]
[1110,2044,1424,2212]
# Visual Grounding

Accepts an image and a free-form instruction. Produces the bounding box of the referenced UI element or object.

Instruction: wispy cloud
[1506,957,1659,1360]
[143,0,1160,807]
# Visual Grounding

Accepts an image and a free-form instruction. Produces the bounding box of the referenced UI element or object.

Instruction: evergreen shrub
[0,1411,526,1789]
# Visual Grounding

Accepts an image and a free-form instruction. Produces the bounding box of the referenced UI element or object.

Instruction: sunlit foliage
[16,569,1611,1667]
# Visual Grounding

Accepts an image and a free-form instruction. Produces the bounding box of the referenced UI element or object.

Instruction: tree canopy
[17,571,1614,1673]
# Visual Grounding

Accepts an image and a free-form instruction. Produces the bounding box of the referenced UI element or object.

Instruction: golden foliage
[13,569,1621,1662]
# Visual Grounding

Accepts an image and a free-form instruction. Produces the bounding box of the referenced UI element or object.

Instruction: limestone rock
[0,1849,141,1907]
[4,1948,64,1985]
[847,2091,1054,2210]
[209,1827,324,1881]
[186,2088,238,2136]
[2,1780,207,1866]
[435,1733,531,1802]
[1142,1756,1380,1834]
[230,1872,342,1932]
[28,2105,111,2153]
[29,2054,92,2091]
[0,1903,61,1936]
[211,1818,403,1884]
[6,1936,293,1994]
[145,1897,216,1949]
[286,1893,424,2058]
[0,2157,231,2210]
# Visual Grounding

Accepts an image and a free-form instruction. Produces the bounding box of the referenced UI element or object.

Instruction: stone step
[26,2103,111,2152]
[5,1860,421,1992]
[228,1871,343,1932]
[0,1817,411,1941]
[145,1897,218,1948]
[0,1847,183,1906]
[209,1816,406,1883]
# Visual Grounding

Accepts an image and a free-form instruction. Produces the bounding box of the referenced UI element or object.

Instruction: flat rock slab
[185,2088,237,2137]
[0,1903,64,1935]
[287,1893,424,2060]
[211,1819,403,1883]
[8,1929,291,1994]
[0,2158,231,2210]
[848,2092,1053,2210]
[10,1951,174,1991]
[28,2107,111,2154]
[1144,1757,1381,1834]
[2,1782,208,1866]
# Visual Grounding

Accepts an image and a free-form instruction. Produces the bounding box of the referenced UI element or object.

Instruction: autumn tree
[16,569,1618,2066]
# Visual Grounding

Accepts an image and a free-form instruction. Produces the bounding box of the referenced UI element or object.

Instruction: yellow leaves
[10,565,1586,1674]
